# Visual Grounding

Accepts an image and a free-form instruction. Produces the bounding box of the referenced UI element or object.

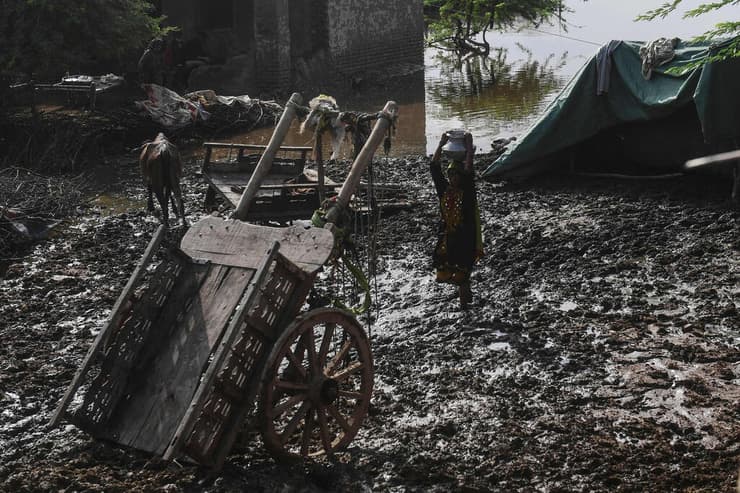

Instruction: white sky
[560,0,733,42]
[506,0,736,60]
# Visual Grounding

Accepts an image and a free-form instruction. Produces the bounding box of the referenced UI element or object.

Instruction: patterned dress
[430,160,483,284]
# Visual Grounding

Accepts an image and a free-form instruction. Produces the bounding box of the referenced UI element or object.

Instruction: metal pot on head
[441,129,473,161]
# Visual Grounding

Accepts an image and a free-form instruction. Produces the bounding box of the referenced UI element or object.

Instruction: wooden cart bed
[202,142,338,222]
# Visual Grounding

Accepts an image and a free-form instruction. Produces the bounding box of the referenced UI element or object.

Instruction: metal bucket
[441,129,469,161]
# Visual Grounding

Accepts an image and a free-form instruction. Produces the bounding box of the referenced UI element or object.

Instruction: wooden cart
[201,142,341,222]
[50,94,397,468]
[200,138,412,222]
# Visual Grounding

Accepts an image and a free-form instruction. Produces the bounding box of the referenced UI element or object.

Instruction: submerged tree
[0,0,167,81]
[424,0,570,56]
[427,45,567,122]
[636,0,739,65]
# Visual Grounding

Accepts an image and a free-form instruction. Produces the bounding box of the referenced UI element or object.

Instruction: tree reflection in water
[426,45,568,138]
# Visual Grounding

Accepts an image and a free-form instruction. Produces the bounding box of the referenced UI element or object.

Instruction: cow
[138,132,186,227]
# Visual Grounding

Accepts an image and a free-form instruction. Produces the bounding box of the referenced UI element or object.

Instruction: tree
[424,0,570,56]
[636,0,740,66]
[0,0,167,82]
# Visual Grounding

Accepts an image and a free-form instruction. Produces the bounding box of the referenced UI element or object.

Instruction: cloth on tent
[639,37,679,80]
[482,37,740,181]
[596,40,623,95]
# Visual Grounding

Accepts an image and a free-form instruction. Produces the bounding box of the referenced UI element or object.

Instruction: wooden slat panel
[208,172,298,188]
[104,263,255,454]
[69,256,185,435]
[195,252,313,468]
[207,170,337,189]
[203,142,312,153]
[207,172,338,206]
[49,225,166,428]
[207,172,297,207]
[180,217,333,274]
[164,242,282,463]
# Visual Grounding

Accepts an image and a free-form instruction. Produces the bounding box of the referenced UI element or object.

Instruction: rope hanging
[308,102,395,321]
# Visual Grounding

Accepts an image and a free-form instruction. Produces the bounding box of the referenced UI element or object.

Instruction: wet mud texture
[1,155,738,492]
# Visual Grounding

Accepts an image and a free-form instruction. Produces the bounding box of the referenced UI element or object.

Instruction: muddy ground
[1,146,739,492]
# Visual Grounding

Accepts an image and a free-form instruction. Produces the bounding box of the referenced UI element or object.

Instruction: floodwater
[238,0,730,158]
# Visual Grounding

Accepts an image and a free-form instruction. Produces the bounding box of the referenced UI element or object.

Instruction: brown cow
[139,133,186,227]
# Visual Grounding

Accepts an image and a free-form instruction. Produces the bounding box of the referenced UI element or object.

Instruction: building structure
[160,0,424,95]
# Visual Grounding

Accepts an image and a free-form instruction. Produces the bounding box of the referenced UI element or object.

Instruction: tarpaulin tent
[483,38,740,180]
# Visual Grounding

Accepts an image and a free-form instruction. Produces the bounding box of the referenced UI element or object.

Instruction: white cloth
[639,38,679,80]
[135,84,209,129]
[300,95,345,160]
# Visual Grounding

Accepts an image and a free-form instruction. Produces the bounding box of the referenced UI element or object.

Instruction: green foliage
[424,0,570,54]
[636,0,739,66]
[0,0,168,81]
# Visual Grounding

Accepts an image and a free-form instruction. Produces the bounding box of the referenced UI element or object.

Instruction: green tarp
[483,38,740,180]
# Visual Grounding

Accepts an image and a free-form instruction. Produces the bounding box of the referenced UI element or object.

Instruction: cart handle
[232,92,303,220]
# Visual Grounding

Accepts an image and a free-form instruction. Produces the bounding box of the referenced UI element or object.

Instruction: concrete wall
[327,0,424,76]
[163,0,425,95]
[254,0,292,93]
[162,0,256,95]
[162,0,253,58]
[161,0,198,34]
[253,0,424,93]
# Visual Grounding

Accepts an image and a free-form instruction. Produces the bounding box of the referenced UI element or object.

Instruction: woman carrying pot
[429,130,484,308]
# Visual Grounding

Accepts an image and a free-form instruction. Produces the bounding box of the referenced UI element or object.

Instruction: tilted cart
[50,93,398,468]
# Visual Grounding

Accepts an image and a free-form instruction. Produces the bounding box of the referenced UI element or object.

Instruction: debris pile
[490,136,516,158]
[0,167,85,256]
[135,84,283,133]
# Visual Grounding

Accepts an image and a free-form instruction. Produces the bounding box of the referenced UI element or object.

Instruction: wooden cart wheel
[259,307,373,461]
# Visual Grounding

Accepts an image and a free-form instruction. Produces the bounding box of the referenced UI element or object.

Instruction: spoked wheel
[259,307,373,461]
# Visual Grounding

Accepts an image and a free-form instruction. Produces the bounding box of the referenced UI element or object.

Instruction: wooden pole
[685,149,740,204]
[684,149,740,169]
[315,131,325,204]
[324,101,397,225]
[232,92,302,220]
[88,82,96,111]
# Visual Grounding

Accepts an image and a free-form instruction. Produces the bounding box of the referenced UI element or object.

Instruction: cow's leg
[147,184,155,212]
[154,187,168,226]
[167,159,186,225]
[164,188,173,226]
[169,193,178,217]
[172,182,186,225]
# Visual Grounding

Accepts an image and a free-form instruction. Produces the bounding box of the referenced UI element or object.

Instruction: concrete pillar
[254,0,292,93]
